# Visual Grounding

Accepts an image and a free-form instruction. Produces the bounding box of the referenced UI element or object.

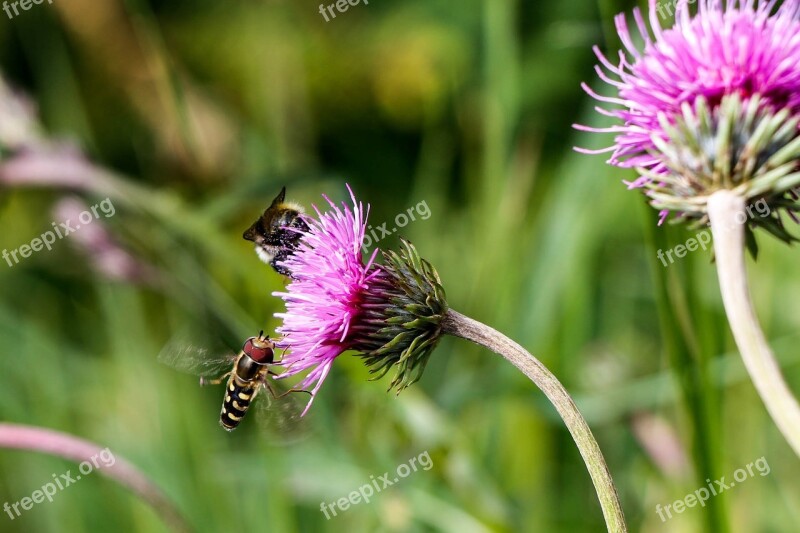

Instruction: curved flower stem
[0,423,191,532]
[441,309,627,533]
[707,190,800,457]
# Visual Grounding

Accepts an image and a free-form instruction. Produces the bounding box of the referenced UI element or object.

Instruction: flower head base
[577,0,800,229]
[642,93,800,231]
[273,187,446,414]
[356,238,448,392]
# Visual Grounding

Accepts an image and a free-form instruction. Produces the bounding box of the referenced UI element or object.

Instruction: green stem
[708,189,800,457]
[441,309,627,533]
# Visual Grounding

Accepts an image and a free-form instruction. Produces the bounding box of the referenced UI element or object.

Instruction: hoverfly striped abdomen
[220,378,259,431]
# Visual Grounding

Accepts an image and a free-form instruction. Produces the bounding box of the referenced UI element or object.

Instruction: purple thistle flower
[577,0,800,460]
[272,186,447,414]
[577,0,800,233]
[271,187,378,413]
[258,188,627,527]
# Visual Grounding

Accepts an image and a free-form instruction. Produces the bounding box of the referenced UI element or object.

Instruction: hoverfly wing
[157,334,235,378]
[249,377,312,444]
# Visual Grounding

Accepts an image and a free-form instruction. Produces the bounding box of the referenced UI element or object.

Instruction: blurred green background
[0,0,799,531]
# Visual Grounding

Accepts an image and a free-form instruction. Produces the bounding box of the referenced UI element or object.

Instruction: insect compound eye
[242,337,274,363]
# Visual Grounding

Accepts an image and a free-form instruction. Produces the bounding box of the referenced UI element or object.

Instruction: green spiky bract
[355,238,448,393]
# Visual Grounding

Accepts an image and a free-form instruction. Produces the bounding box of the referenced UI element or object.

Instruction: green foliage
[0,1,798,532]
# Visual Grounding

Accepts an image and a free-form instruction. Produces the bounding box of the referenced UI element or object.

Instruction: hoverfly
[159,331,310,433]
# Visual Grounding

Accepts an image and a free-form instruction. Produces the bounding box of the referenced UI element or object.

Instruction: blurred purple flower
[1,147,115,194]
[631,413,690,479]
[0,73,116,196]
[54,197,159,286]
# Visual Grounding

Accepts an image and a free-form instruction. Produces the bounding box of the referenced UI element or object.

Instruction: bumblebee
[243,187,308,276]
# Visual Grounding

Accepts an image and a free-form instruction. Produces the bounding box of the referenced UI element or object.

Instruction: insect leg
[271,346,292,366]
[262,380,311,399]
[274,387,312,398]
[279,388,312,398]
[270,250,293,277]
[200,372,231,386]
